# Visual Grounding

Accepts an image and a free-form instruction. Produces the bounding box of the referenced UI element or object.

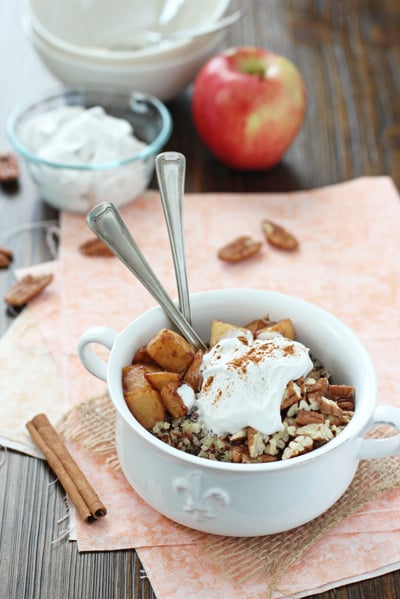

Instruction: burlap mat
[59,394,400,597]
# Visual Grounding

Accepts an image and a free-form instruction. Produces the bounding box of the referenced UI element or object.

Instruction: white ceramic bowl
[78,289,400,536]
[25,19,225,100]
[7,87,172,213]
[28,0,231,62]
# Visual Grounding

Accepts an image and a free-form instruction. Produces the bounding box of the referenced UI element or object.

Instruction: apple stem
[238,59,266,79]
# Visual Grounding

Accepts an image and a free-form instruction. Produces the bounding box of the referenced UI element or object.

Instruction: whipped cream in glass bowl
[7,86,172,213]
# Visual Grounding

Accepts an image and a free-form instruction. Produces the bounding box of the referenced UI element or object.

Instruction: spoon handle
[86,202,206,350]
[156,152,191,324]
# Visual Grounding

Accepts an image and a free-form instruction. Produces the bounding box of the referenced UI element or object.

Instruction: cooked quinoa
[151,360,355,464]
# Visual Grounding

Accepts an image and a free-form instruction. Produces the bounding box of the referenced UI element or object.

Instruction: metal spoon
[156,152,191,324]
[107,11,242,51]
[86,201,207,350]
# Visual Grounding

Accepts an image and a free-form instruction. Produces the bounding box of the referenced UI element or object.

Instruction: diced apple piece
[122,364,166,430]
[132,344,159,366]
[209,320,248,347]
[160,381,188,419]
[183,349,204,392]
[145,370,181,392]
[256,318,296,340]
[146,328,196,373]
[244,316,274,335]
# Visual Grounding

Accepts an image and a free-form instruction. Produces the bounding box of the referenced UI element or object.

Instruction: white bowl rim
[6,85,172,170]
[28,0,230,62]
[28,20,225,72]
[108,288,378,474]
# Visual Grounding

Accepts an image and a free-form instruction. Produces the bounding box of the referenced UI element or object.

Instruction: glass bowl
[6,86,172,213]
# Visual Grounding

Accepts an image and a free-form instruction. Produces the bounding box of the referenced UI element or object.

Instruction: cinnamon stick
[26,413,107,523]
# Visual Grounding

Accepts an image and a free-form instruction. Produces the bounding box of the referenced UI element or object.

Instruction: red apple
[191,46,307,170]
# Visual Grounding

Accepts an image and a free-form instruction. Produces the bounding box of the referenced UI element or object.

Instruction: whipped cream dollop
[195,329,313,436]
[20,105,148,211]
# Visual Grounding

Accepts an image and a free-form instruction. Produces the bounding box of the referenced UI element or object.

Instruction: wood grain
[0,0,399,597]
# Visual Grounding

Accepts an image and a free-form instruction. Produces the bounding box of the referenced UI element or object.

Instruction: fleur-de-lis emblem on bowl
[172,470,230,520]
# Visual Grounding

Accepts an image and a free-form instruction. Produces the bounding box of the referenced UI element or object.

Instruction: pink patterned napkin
[8,176,400,597]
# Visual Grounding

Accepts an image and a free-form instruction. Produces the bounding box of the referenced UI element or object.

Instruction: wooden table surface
[0,1,399,597]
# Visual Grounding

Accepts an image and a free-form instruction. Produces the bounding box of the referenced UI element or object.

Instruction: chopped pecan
[319,396,344,418]
[229,428,248,443]
[328,384,355,400]
[217,236,262,263]
[281,380,302,410]
[336,399,355,411]
[340,412,354,424]
[232,445,245,463]
[4,273,53,306]
[247,427,266,458]
[264,425,291,455]
[296,423,334,443]
[0,246,13,269]
[287,397,320,417]
[306,377,329,394]
[306,391,323,403]
[0,153,19,183]
[326,414,342,426]
[262,219,299,251]
[79,238,114,257]
[282,435,313,459]
[241,451,278,464]
[295,410,325,426]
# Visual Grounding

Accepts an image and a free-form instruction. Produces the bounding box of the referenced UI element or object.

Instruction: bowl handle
[78,326,118,381]
[357,406,400,459]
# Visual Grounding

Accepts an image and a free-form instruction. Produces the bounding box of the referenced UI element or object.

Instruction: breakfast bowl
[78,288,400,536]
[27,0,232,62]
[6,87,172,213]
[25,20,226,100]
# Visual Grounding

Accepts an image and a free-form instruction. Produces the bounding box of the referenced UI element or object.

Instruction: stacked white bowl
[24,0,232,101]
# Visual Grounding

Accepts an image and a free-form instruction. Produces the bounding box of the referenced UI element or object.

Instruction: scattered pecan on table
[217,235,262,263]
[79,238,114,257]
[0,246,13,269]
[0,153,19,184]
[262,219,299,251]
[4,273,53,307]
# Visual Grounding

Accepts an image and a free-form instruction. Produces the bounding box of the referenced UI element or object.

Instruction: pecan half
[4,273,53,306]
[328,384,355,400]
[79,238,114,257]
[0,246,13,269]
[336,399,355,411]
[295,410,325,426]
[0,153,19,183]
[217,236,262,263]
[262,219,299,251]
